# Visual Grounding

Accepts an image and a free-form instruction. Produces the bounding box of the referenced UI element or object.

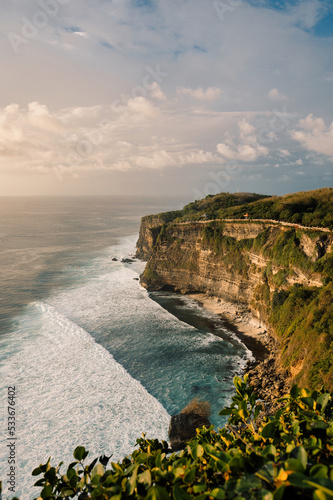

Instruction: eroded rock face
[136,216,164,260]
[139,222,266,304]
[168,412,211,451]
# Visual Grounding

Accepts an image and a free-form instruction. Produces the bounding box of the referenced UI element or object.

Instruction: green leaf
[262,445,277,459]
[239,409,248,419]
[92,463,105,479]
[111,462,124,475]
[126,465,139,495]
[173,485,192,500]
[210,488,226,499]
[301,397,315,409]
[184,467,196,484]
[41,484,53,499]
[317,393,330,412]
[32,467,42,476]
[285,458,305,473]
[67,467,76,480]
[138,469,151,487]
[219,408,232,416]
[261,421,277,439]
[254,405,263,420]
[191,444,204,460]
[146,485,170,500]
[61,489,76,496]
[192,484,207,494]
[290,446,307,470]
[33,479,46,487]
[310,465,329,479]
[234,376,243,390]
[313,490,328,500]
[73,446,86,461]
[288,472,309,488]
[273,485,286,500]
[304,478,333,496]
[313,421,329,430]
[290,384,299,399]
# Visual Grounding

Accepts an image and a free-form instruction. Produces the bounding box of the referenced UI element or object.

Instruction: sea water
[0,197,252,499]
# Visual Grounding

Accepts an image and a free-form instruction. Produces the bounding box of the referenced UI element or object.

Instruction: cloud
[268,88,287,101]
[127,97,159,118]
[217,119,269,162]
[0,0,332,195]
[0,100,229,174]
[149,82,166,101]
[279,149,290,156]
[177,86,221,101]
[291,114,333,156]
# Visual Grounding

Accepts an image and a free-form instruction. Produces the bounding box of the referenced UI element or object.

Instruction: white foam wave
[0,302,170,499]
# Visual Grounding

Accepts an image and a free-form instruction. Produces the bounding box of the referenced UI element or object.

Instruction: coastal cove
[147,290,287,412]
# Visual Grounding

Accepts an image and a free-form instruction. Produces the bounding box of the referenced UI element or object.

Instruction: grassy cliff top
[145,188,333,229]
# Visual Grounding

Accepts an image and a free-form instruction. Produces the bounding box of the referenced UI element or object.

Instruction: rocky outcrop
[245,341,292,414]
[136,216,168,260]
[168,399,211,451]
[168,412,211,451]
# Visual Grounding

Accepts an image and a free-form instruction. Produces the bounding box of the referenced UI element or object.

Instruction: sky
[1,0,333,199]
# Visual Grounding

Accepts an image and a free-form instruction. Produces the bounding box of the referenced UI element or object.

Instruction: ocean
[0,196,252,499]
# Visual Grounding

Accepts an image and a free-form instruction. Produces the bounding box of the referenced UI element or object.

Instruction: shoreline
[185,293,291,410]
[186,293,272,362]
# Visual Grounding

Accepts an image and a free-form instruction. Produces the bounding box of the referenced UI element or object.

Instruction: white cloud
[268,88,287,101]
[127,97,159,118]
[0,101,236,173]
[217,119,268,162]
[279,149,290,156]
[177,86,221,101]
[149,82,166,101]
[0,0,332,194]
[291,114,333,156]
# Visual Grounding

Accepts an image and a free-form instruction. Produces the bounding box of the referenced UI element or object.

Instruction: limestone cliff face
[137,218,330,314]
[136,215,166,260]
[139,222,265,305]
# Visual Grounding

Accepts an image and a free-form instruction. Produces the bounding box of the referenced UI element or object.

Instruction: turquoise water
[0,197,251,499]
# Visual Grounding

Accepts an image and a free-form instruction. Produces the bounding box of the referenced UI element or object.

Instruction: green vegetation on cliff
[199,222,333,390]
[150,188,333,228]
[139,187,333,392]
[28,377,333,500]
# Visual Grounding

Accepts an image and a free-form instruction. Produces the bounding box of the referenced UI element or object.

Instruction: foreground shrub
[30,376,333,500]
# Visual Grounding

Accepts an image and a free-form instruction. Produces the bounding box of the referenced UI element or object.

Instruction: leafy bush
[28,377,333,500]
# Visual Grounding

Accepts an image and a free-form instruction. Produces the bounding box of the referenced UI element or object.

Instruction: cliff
[136,190,333,391]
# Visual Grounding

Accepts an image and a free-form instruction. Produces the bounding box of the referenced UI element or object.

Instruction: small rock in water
[112,258,118,261]
[168,398,211,451]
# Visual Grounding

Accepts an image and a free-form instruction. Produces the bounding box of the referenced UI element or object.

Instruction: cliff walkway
[178,218,331,233]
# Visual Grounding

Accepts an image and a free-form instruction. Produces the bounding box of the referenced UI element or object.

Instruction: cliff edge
[136,189,333,392]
